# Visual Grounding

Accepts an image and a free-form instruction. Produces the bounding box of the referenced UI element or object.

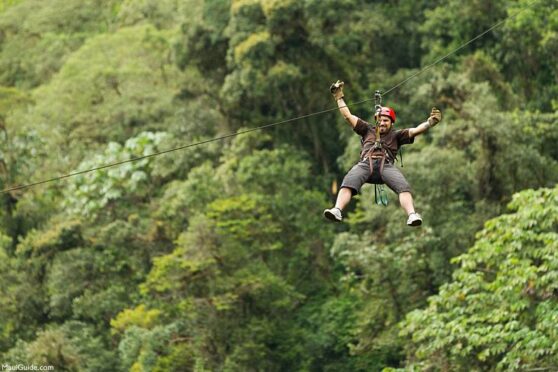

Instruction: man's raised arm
[330,80,358,128]
[409,107,442,138]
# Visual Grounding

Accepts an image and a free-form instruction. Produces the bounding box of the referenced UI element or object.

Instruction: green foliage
[63,131,172,219]
[1,0,557,370]
[330,228,440,369]
[116,0,202,29]
[0,214,163,367]
[0,232,18,349]
[0,0,23,13]
[500,0,558,110]
[16,328,82,370]
[153,162,224,238]
[0,86,30,114]
[116,322,195,372]
[2,322,117,371]
[401,185,558,370]
[0,0,120,88]
[420,0,558,110]
[111,305,161,333]
[14,24,184,170]
[116,140,335,370]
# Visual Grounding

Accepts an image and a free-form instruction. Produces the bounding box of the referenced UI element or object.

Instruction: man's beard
[379,125,391,134]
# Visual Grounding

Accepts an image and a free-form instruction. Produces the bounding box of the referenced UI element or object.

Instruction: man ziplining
[323,80,442,227]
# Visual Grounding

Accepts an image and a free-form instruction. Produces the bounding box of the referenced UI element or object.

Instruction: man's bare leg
[335,187,353,211]
[324,187,353,222]
[399,192,415,214]
[399,191,422,226]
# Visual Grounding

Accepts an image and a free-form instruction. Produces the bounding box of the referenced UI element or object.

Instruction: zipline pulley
[374,90,382,114]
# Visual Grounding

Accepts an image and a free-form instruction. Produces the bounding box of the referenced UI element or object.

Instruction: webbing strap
[375,184,388,206]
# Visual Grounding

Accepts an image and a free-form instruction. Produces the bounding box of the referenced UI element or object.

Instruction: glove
[330,80,344,100]
[427,107,442,127]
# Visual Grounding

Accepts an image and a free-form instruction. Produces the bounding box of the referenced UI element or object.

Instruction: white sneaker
[407,212,422,227]
[323,207,343,222]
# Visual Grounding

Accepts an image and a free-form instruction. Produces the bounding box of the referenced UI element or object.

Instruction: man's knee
[398,191,413,198]
[340,186,358,196]
[382,166,412,194]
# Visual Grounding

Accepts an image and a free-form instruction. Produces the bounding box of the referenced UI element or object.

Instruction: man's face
[378,116,393,134]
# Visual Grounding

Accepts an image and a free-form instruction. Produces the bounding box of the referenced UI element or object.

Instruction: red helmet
[375,106,396,124]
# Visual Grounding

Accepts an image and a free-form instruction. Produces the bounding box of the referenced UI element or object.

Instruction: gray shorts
[340,159,412,195]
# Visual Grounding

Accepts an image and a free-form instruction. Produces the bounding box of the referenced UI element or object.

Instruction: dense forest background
[0,0,557,370]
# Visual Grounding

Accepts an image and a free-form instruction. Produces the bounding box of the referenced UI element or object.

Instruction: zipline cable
[0,0,539,194]
[0,103,367,193]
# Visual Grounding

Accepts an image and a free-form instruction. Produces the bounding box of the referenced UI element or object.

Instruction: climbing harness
[368,92,404,205]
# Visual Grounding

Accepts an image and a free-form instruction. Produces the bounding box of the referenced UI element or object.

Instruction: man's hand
[330,80,345,100]
[427,107,442,127]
